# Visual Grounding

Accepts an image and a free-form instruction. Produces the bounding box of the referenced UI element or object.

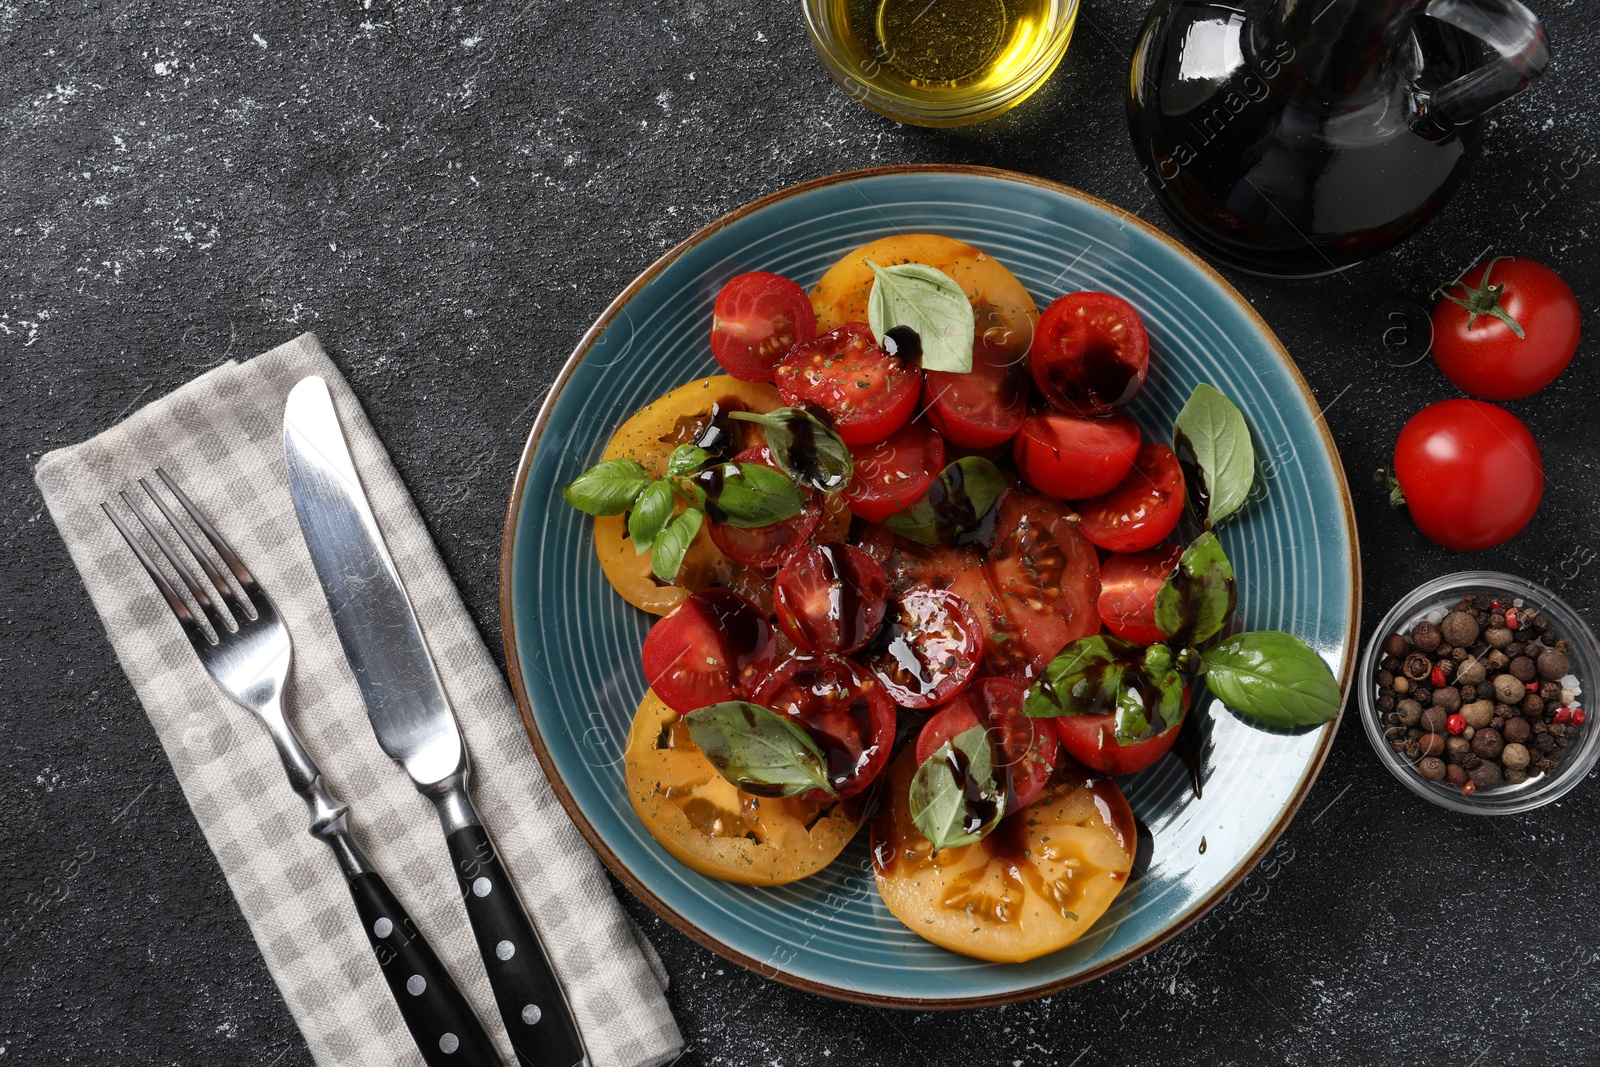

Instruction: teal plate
[501,166,1360,1008]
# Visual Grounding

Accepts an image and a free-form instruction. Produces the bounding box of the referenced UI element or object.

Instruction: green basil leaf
[684,701,836,798]
[694,462,807,529]
[1025,635,1185,744]
[649,507,703,582]
[627,479,676,554]
[729,408,853,494]
[884,456,1005,545]
[561,458,652,516]
[1154,531,1237,645]
[909,725,1005,851]
[1173,383,1256,527]
[1201,631,1343,729]
[666,444,712,478]
[866,259,976,373]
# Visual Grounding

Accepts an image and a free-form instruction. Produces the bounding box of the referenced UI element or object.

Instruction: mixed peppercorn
[1375,595,1584,796]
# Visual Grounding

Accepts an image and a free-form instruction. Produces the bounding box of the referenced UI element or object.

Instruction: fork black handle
[351,870,503,1066]
[447,823,587,1067]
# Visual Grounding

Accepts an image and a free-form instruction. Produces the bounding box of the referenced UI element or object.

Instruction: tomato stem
[1433,256,1526,339]
[1373,467,1406,509]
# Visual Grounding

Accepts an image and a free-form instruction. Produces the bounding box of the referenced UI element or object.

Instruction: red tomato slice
[705,446,823,569]
[843,420,947,522]
[1077,443,1186,553]
[1054,708,1183,777]
[882,539,1006,656]
[865,589,983,709]
[641,588,777,714]
[915,677,1059,810]
[983,489,1102,682]
[710,272,817,382]
[1097,544,1182,645]
[1030,291,1150,415]
[1013,410,1141,500]
[773,543,888,654]
[923,336,1028,449]
[775,323,921,446]
[754,654,896,801]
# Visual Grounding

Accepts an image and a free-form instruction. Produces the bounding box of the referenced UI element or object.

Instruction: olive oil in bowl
[803,0,1077,126]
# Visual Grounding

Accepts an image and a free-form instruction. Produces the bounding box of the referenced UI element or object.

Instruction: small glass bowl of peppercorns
[1360,572,1600,814]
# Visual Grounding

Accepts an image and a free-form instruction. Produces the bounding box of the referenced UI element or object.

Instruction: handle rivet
[439,1033,459,1054]
[472,877,492,897]
[373,917,393,938]
[495,940,516,961]
[521,1003,542,1025]
[406,974,426,996]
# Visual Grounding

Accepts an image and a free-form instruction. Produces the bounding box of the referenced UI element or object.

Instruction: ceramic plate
[501,165,1360,1007]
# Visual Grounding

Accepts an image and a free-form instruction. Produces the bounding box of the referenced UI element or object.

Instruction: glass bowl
[800,0,1079,127]
[1359,571,1600,814]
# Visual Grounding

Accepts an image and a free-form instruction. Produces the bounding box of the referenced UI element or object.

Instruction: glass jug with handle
[1127,0,1549,278]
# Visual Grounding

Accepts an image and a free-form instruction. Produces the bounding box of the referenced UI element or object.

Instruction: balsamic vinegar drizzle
[944,743,999,835]
[882,325,922,364]
[1173,428,1209,524]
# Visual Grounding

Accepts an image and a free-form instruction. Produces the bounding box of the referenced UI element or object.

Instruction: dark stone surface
[3,1,1597,1064]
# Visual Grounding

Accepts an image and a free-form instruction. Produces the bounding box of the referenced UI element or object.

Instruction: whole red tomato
[1431,257,1580,400]
[1390,399,1543,551]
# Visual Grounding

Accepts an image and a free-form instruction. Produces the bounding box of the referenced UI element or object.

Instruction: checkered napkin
[34,333,682,1067]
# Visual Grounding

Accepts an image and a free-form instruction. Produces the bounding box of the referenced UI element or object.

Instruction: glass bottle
[1127,0,1548,277]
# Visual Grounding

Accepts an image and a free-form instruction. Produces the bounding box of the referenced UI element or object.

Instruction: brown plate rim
[498,163,1362,1009]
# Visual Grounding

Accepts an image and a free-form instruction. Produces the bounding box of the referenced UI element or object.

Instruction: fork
[105,469,502,1067]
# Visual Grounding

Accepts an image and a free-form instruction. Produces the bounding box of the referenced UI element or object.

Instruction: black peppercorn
[1510,656,1537,682]
[1377,669,1395,688]
[1461,684,1478,702]
[1377,693,1396,713]
[1471,727,1505,760]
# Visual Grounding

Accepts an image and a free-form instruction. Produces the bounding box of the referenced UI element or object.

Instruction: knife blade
[284,375,588,1067]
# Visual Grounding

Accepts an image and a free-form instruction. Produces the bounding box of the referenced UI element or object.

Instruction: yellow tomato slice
[809,233,1040,356]
[871,748,1136,962]
[625,689,864,886]
[593,375,782,616]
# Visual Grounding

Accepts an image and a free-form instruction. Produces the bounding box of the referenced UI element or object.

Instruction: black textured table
[4,2,1598,1064]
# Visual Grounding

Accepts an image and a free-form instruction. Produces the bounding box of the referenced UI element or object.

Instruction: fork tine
[138,475,242,612]
[102,501,214,645]
[155,468,258,590]
[118,489,234,636]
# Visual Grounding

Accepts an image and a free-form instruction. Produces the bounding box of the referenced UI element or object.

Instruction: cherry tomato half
[641,588,777,714]
[1430,257,1580,401]
[775,323,921,446]
[983,489,1102,681]
[773,543,888,654]
[754,654,896,801]
[843,420,947,522]
[1053,708,1185,777]
[915,677,1059,810]
[1097,543,1183,646]
[865,588,983,708]
[1030,292,1150,415]
[1392,399,1543,551]
[1077,443,1186,553]
[705,446,823,569]
[1013,410,1141,501]
[923,335,1028,449]
[710,272,817,382]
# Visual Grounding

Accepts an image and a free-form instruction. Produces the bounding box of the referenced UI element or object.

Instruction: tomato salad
[563,234,1344,963]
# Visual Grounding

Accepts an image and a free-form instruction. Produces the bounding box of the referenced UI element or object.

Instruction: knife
[283,375,589,1067]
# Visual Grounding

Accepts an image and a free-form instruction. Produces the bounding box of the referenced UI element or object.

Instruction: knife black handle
[447,823,587,1067]
[350,870,503,1066]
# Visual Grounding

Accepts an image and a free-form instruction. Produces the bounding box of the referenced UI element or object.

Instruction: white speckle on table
[656,89,672,113]
[252,32,267,48]
[153,60,174,76]
[461,35,481,48]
